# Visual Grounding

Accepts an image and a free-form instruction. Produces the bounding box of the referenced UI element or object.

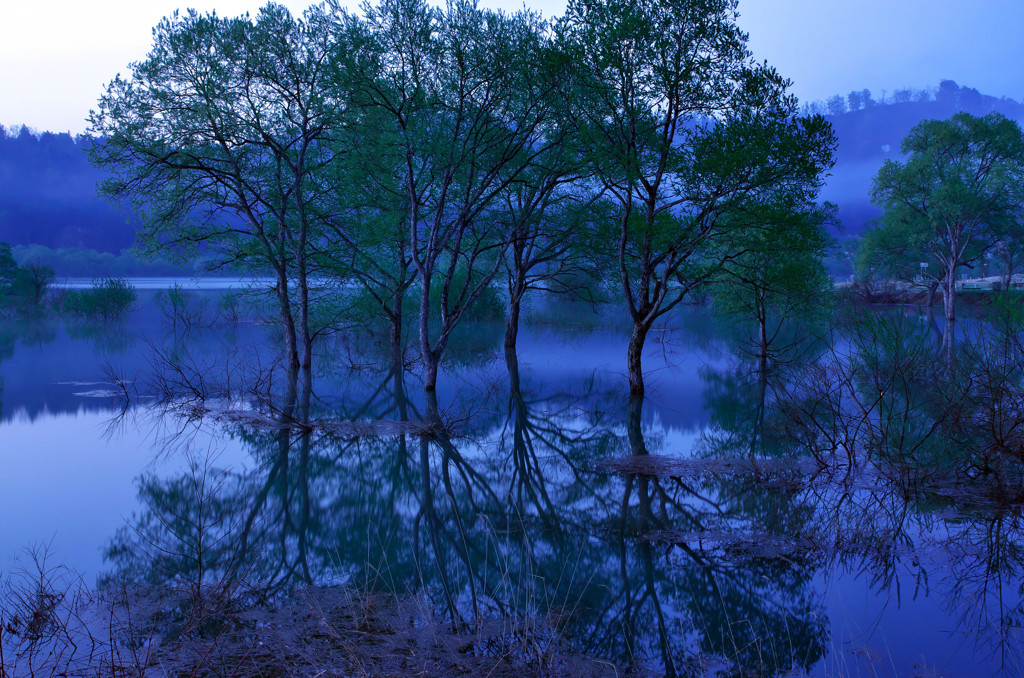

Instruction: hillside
[0,126,135,253]
[816,81,1024,239]
[2,80,1023,274]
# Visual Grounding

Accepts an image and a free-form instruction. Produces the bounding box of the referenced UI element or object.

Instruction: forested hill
[814,81,1024,237]
[2,80,1022,256]
[0,125,132,253]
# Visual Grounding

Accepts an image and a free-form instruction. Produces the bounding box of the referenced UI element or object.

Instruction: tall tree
[90,4,348,370]
[497,162,607,353]
[870,112,1024,346]
[558,0,835,394]
[343,0,567,391]
[316,102,418,376]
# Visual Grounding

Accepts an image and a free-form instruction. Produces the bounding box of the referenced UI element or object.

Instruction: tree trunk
[297,253,312,370]
[942,268,957,351]
[418,270,438,391]
[505,343,521,395]
[504,291,523,351]
[390,289,405,378]
[627,392,647,456]
[752,368,767,458]
[422,351,439,394]
[627,321,652,395]
[758,313,769,369]
[276,271,299,369]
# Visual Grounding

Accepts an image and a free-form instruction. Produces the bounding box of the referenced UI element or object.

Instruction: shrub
[155,283,209,329]
[9,260,55,312]
[62,277,137,319]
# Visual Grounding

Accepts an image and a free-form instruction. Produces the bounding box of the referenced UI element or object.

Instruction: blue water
[1,293,1022,676]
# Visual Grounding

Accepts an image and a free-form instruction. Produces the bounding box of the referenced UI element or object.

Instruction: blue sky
[2,0,1022,134]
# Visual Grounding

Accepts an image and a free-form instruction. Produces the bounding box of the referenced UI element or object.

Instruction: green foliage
[61,277,137,319]
[556,0,836,394]
[855,216,932,282]
[85,0,835,388]
[89,2,352,366]
[867,112,1024,322]
[0,242,16,289]
[7,260,55,312]
[712,199,835,361]
[345,264,506,331]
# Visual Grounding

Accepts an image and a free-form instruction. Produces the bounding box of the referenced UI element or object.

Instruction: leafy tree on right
[866,112,1024,347]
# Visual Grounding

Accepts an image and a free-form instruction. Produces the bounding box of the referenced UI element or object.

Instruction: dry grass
[2,577,623,678]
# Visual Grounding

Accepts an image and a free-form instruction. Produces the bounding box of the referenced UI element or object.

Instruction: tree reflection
[611,392,829,676]
[100,333,1024,674]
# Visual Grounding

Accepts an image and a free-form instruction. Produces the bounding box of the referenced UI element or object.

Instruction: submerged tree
[558,0,835,394]
[869,112,1024,346]
[341,0,571,392]
[89,4,349,370]
[498,173,608,353]
[712,198,835,367]
[316,102,418,376]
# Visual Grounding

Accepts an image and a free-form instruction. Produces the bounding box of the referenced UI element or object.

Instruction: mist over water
[2,289,1023,676]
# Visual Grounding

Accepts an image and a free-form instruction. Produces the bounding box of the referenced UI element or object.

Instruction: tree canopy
[89,4,349,369]
[89,0,838,394]
[557,0,836,393]
[866,112,1024,341]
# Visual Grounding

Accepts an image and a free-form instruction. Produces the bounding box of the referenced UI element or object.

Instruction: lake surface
[1,288,1022,676]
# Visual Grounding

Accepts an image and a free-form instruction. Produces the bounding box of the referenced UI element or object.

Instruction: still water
[1,288,1022,676]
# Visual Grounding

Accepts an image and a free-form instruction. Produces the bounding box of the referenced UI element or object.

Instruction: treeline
[0,126,134,252]
[4,79,1017,262]
[0,241,138,319]
[803,80,1024,251]
[88,0,836,395]
[803,80,1024,121]
[810,80,1024,164]
[12,244,196,277]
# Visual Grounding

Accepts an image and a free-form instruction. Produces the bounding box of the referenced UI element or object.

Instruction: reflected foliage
[51,300,1024,675]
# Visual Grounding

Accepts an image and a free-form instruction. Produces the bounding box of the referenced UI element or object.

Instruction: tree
[90,4,348,370]
[826,95,847,116]
[992,237,1024,290]
[0,242,16,289]
[856,216,941,306]
[12,260,55,310]
[558,0,835,394]
[847,90,863,112]
[497,160,607,353]
[870,112,1024,345]
[892,89,913,105]
[344,0,567,391]
[712,199,835,367]
[316,103,418,376]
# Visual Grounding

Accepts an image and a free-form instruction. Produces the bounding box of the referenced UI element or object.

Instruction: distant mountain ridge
[815,81,1024,238]
[2,80,1022,260]
[0,125,133,253]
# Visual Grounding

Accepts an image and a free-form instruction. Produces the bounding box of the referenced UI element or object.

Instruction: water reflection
[6,303,1024,675]
[101,357,838,674]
